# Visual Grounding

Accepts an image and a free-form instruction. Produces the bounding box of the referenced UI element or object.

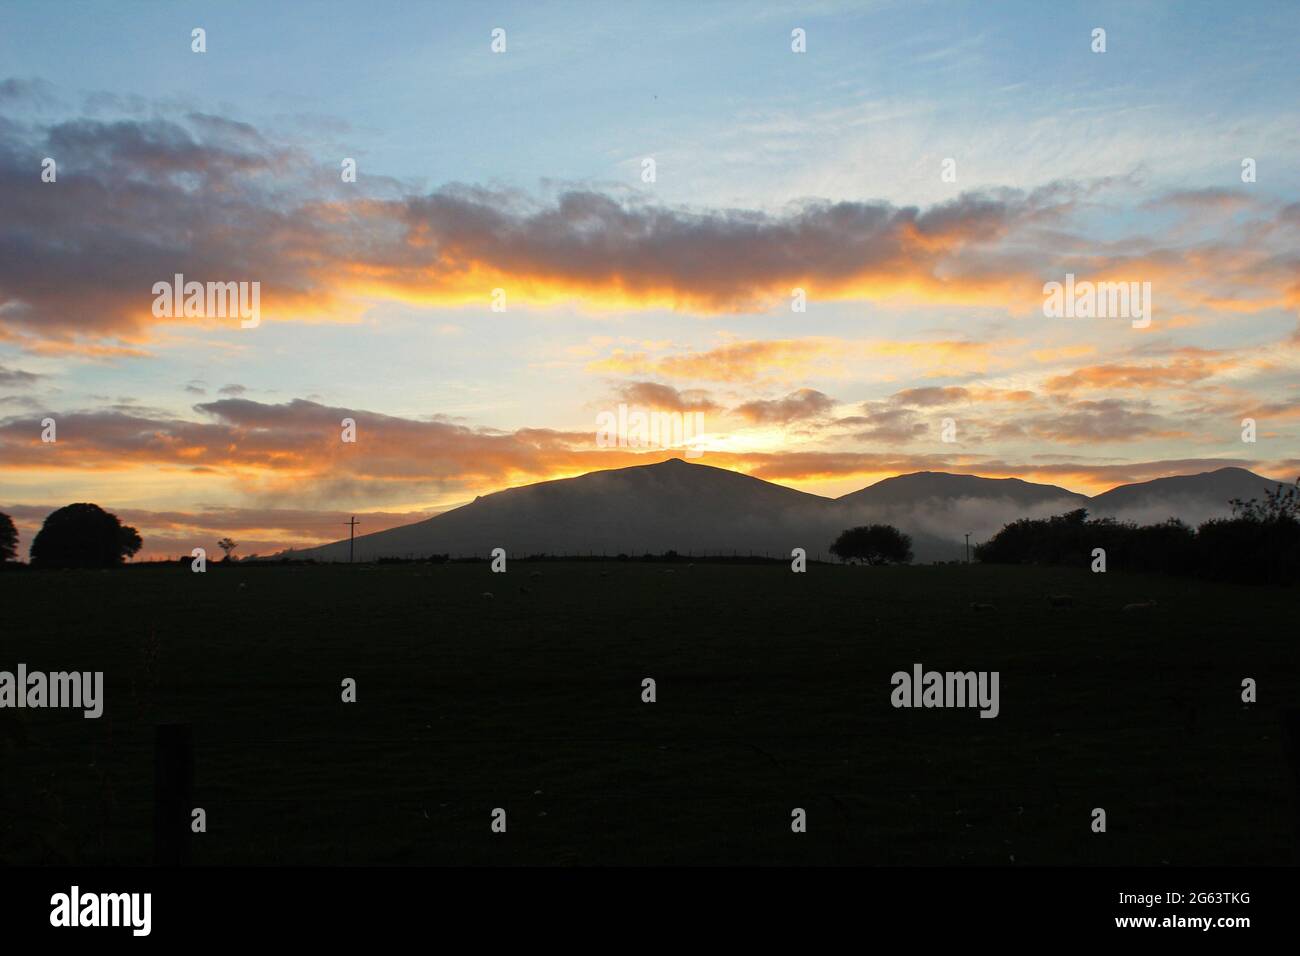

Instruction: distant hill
[838,471,1086,509]
[834,471,1089,562]
[281,458,837,561]
[1090,467,1285,525]
[278,459,1286,564]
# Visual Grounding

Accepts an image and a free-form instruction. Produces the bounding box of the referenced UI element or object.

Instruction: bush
[975,508,1091,566]
[1126,518,1198,576]
[1196,516,1300,586]
[29,503,142,569]
[976,479,1299,585]
[830,524,913,565]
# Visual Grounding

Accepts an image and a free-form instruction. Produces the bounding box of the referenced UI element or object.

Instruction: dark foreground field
[2,561,1295,865]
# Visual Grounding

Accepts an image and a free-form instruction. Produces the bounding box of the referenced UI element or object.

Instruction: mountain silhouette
[278,459,1286,563]
[833,471,1089,560]
[837,471,1087,509]
[283,458,834,561]
[1088,466,1281,525]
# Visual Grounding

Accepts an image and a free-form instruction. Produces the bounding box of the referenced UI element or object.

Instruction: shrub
[30,503,142,569]
[976,479,1299,585]
[830,524,913,565]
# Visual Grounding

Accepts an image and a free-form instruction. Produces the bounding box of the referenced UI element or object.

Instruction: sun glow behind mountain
[0,1,1297,561]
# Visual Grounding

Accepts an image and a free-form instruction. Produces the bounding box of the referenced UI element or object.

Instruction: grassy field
[2,560,1295,865]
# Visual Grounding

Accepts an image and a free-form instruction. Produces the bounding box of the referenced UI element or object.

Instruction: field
[2,560,1295,865]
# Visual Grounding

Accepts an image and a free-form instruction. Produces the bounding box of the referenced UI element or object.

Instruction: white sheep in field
[481,591,494,600]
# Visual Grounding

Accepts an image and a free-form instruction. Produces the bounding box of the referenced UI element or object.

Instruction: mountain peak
[838,470,1086,507]
[1089,466,1280,520]
[277,461,1282,564]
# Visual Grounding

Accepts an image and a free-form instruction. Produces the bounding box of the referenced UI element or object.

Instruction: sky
[1,0,1298,559]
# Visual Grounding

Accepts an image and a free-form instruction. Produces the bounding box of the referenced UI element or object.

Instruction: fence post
[154,723,193,866]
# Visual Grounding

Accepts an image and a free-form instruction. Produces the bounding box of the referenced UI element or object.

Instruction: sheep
[1122,599,1157,612]
[481,591,494,600]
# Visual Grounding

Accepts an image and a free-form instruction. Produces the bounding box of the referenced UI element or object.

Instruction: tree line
[975,479,1300,585]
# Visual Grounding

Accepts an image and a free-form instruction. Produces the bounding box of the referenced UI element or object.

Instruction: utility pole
[965,533,971,564]
[347,516,359,563]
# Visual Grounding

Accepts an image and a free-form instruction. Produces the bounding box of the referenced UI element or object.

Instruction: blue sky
[4,0,1295,203]
[1,0,1297,557]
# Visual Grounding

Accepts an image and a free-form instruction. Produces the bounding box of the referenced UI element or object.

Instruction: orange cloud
[589,339,836,382]
[588,337,998,383]
[1044,353,1239,393]
[5,109,1297,354]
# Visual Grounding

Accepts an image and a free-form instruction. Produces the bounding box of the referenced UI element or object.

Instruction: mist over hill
[1088,466,1282,527]
[834,471,1089,559]
[277,459,1286,564]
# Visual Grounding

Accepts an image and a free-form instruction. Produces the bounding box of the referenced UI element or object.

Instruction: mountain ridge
[278,459,1288,563]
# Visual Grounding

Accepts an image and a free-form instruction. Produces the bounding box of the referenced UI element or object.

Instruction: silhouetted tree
[976,508,1092,566]
[29,503,142,569]
[830,524,913,566]
[1230,478,1300,523]
[0,512,17,563]
[1128,518,1197,575]
[1201,478,1300,585]
[217,537,237,561]
[976,482,1300,585]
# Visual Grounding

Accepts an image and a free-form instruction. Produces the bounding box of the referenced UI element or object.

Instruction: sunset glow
[1,1,1297,561]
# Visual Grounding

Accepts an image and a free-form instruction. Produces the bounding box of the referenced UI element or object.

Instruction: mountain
[834,472,1089,562]
[278,460,1287,564]
[281,458,838,561]
[1089,466,1285,525]
[837,471,1086,509]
